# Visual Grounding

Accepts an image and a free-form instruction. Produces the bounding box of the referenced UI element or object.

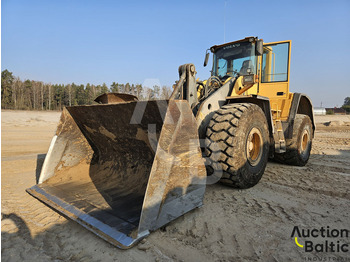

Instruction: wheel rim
[246,127,263,166]
[300,129,309,153]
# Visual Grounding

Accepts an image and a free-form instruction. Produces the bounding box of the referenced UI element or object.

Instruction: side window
[262,42,289,82]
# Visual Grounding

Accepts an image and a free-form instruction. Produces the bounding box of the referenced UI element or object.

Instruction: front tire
[205,103,269,189]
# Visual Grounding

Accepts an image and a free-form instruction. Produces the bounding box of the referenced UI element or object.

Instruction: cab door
[258,40,292,120]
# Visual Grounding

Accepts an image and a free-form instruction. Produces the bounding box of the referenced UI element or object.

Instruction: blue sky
[2,0,350,107]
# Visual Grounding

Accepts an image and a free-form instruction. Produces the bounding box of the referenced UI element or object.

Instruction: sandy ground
[2,110,350,261]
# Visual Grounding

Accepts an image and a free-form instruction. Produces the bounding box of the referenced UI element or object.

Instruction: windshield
[213,41,257,79]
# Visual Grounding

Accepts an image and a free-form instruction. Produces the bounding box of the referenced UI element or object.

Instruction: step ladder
[273,119,286,153]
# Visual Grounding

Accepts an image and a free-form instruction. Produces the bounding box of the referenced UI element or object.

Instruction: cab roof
[210,36,259,52]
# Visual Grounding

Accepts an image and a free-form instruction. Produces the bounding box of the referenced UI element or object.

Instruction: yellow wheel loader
[27,37,314,248]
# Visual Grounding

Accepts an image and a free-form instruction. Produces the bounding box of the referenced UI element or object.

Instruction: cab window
[213,41,258,79]
[262,42,289,82]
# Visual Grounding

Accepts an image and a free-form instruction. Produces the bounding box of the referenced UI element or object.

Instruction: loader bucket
[26,100,206,249]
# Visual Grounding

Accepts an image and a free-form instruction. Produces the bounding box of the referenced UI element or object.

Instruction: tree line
[1,69,173,110]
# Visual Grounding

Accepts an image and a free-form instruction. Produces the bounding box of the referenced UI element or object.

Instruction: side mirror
[204,50,210,67]
[256,40,263,56]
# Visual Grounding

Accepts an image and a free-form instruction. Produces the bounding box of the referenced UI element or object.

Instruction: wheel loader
[27,36,314,249]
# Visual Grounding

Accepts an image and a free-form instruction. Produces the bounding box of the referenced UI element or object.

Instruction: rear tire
[274,114,312,166]
[205,103,269,189]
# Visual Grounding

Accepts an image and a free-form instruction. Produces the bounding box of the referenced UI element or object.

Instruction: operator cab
[208,37,263,81]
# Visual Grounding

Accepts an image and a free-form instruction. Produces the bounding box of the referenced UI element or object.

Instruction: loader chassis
[172,36,315,187]
[197,37,315,151]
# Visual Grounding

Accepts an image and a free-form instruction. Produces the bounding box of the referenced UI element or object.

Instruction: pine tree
[125,83,131,94]
[111,82,119,92]
[136,84,143,99]
[100,83,109,95]
[1,70,14,108]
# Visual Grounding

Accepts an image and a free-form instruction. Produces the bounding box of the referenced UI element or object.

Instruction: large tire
[274,114,312,166]
[205,103,269,189]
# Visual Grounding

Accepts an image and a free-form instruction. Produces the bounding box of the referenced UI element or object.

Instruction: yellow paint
[228,40,293,122]
[231,76,256,96]
[223,76,232,85]
[258,40,293,122]
[295,237,304,248]
[197,80,206,99]
[199,39,294,124]
[197,85,203,99]
[269,93,293,121]
[246,83,258,95]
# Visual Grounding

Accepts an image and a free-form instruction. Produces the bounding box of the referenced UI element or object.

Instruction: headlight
[243,75,255,86]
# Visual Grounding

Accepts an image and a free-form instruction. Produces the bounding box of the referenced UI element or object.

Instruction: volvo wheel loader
[27,36,314,249]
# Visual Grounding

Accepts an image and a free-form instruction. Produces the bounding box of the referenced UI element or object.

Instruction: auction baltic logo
[291,226,349,253]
